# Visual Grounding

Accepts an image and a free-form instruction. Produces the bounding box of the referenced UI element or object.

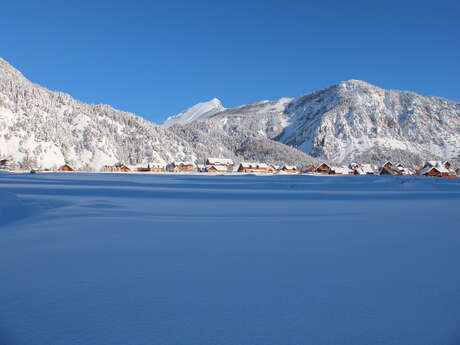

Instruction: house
[237,162,270,173]
[418,161,456,178]
[382,161,393,168]
[166,162,195,173]
[379,166,402,176]
[205,158,234,171]
[443,160,452,170]
[419,166,449,177]
[58,164,74,172]
[102,163,131,172]
[119,164,131,172]
[419,165,456,178]
[303,165,316,173]
[136,163,166,172]
[267,164,280,173]
[207,165,228,173]
[391,162,413,175]
[316,163,332,174]
[280,165,300,173]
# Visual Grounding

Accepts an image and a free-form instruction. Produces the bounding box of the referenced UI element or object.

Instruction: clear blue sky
[2,0,459,123]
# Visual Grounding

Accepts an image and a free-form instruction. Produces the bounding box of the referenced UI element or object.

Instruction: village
[34,158,460,178]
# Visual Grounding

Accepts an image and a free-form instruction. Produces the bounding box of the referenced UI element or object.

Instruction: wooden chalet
[280,165,300,173]
[58,164,74,172]
[205,158,234,171]
[136,163,166,172]
[418,161,456,178]
[379,166,402,176]
[303,165,316,173]
[102,163,131,172]
[382,161,394,168]
[237,162,270,173]
[267,164,279,173]
[167,162,195,173]
[316,163,332,174]
[443,160,452,170]
[207,165,228,173]
[419,166,455,178]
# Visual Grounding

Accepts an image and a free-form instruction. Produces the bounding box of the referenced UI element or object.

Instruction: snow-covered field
[0,172,459,345]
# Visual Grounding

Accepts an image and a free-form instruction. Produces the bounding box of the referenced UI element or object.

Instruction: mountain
[162,98,225,128]
[0,57,198,170]
[278,80,460,165]
[1,56,458,170]
[0,57,318,170]
[173,80,460,167]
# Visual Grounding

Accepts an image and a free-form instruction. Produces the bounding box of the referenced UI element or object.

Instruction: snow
[0,173,459,345]
[206,157,234,165]
[162,98,225,128]
[207,165,228,172]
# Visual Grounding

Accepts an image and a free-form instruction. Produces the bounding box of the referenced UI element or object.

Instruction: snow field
[0,173,459,345]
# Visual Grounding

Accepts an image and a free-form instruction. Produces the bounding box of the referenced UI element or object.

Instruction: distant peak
[202,98,223,107]
[162,97,226,127]
[336,79,376,88]
[0,57,28,82]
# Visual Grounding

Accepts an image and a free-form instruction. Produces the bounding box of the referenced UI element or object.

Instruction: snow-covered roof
[282,165,298,170]
[206,158,234,165]
[239,162,268,169]
[208,165,227,172]
[420,166,449,175]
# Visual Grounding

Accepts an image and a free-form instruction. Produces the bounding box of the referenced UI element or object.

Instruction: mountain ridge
[1,57,458,170]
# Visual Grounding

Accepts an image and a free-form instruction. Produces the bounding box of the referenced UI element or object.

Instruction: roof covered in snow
[206,158,234,165]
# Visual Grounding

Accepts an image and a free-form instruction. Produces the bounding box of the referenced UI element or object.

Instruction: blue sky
[2,0,459,123]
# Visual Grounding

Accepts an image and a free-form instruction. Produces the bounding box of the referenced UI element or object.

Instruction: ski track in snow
[0,173,460,345]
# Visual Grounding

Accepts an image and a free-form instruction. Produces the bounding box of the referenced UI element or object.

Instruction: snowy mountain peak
[0,57,28,83]
[162,98,225,128]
